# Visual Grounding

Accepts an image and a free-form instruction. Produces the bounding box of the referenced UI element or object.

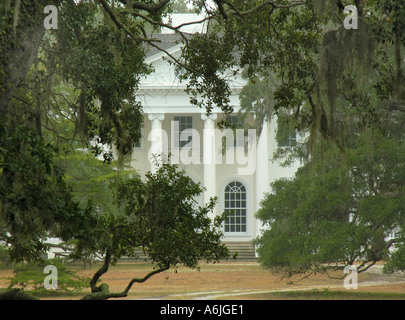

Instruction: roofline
[145,42,184,64]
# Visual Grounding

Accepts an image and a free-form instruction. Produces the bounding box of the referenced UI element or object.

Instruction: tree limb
[117,0,170,14]
[43,242,73,252]
[82,263,170,300]
[98,0,159,43]
[227,0,306,17]
[122,264,170,295]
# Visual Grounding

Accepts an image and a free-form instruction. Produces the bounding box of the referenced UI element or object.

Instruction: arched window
[224,181,247,232]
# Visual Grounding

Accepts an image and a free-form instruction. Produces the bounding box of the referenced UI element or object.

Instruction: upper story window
[227,115,243,128]
[173,116,193,148]
[276,114,297,147]
[134,138,141,149]
[133,128,144,149]
[279,132,297,147]
[224,115,246,148]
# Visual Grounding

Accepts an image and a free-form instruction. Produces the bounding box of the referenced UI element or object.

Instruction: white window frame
[173,116,193,149]
[223,180,248,234]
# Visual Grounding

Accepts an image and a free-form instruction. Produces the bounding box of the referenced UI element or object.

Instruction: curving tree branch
[117,0,171,14]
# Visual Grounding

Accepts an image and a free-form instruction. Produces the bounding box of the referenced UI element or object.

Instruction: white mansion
[129,15,301,257]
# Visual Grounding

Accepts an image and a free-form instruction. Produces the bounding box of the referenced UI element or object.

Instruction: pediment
[139,40,247,90]
[140,43,184,88]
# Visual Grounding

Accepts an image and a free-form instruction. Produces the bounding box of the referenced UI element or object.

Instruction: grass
[221,288,405,300]
[1,261,404,300]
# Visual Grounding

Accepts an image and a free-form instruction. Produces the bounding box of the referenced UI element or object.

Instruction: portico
[131,32,300,246]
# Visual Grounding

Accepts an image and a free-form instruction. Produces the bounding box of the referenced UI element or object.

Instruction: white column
[148,113,166,173]
[201,113,217,218]
[255,117,270,255]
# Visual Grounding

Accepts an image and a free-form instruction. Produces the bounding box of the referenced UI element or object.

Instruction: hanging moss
[314,2,375,151]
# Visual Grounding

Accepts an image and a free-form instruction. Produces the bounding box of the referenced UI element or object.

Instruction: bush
[0,288,39,300]
[5,259,90,296]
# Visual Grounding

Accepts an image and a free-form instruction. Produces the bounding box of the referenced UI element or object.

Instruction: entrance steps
[119,242,257,262]
[223,242,257,261]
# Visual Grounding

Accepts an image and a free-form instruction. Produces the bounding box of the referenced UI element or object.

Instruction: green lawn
[221,288,405,300]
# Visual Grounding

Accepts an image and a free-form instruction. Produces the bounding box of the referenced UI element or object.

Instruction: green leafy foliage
[76,162,229,269]
[117,163,229,268]
[58,151,132,216]
[2,0,405,291]
[74,162,229,299]
[179,1,405,159]
[0,121,96,262]
[5,259,90,296]
[180,32,234,114]
[49,1,148,158]
[255,131,405,277]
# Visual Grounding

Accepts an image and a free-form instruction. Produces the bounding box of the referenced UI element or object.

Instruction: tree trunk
[89,250,112,293]
[0,0,62,115]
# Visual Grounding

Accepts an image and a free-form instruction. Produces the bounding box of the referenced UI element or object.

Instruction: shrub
[5,259,90,296]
